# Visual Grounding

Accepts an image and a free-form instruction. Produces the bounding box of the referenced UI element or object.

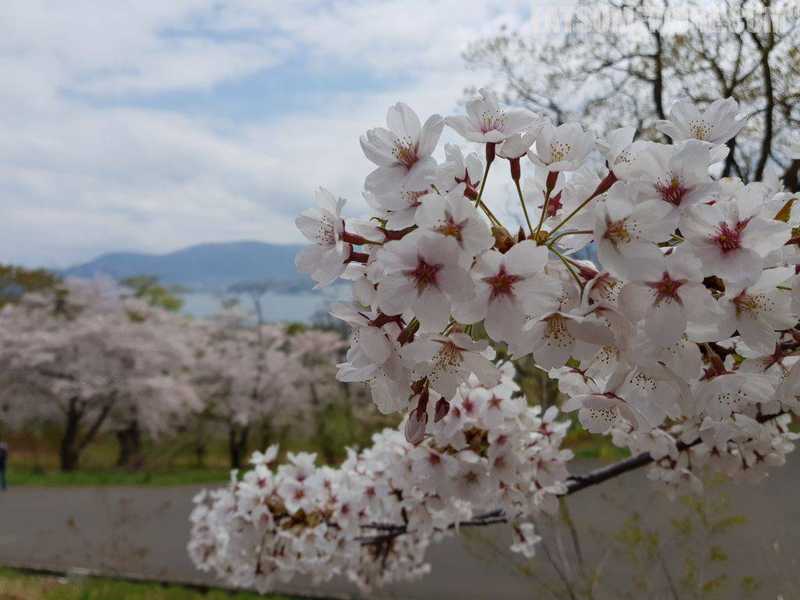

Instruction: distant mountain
[62,241,308,290]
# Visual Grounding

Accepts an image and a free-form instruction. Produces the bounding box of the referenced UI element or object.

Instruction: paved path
[1,459,800,599]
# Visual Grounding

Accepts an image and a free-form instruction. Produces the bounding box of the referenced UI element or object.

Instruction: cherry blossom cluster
[188,365,572,591]
[192,89,800,592]
[293,89,800,494]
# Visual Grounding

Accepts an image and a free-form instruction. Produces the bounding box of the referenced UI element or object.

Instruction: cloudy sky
[0,1,569,268]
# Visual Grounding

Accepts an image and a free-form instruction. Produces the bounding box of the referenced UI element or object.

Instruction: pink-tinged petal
[678,283,720,323]
[533,323,574,370]
[360,128,399,167]
[736,313,779,356]
[644,298,686,346]
[631,199,679,242]
[452,289,489,325]
[418,114,445,157]
[462,353,500,388]
[387,102,421,140]
[601,240,663,281]
[568,317,614,346]
[445,116,482,142]
[504,240,548,275]
[359,327,392,365]
[716,247,762,286]
[413,288,451,333]
[680,203,723,243]
[439,264,474,301]
[376,276,416,315]
[741,217,791,256]
[516,276,562,317]
[502,108,538,135]
[618,282,652,322]
[578,397,620,434]
[484,296,521,343]
[404,156,437,192]
[365,164,410,196]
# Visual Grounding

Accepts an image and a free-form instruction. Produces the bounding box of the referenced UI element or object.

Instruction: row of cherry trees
[0,277,346,471]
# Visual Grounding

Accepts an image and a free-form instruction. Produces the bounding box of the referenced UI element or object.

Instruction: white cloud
[0,0,533,268]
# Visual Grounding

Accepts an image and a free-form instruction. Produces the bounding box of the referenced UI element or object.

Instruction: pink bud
[404,408,428,445]
[434,398,450,423]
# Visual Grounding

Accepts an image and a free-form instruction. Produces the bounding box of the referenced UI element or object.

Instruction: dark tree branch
[747,2,777,181]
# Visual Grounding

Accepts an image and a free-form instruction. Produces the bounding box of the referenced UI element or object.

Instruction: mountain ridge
[62,240,308,290]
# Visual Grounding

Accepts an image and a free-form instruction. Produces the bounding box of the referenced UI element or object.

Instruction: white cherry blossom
[682,194,791,286]
[656,98,748,147]
[446,87,538,144]
[295,188,351,287]
[631,140,719,220]
[593,181,677,280]
[527,121,595,172]
[414,190,494,261]
[453,241,560,344]
[376,234,473,333]
[619,252,720,346]
[434,143,484,196]
[717,267,795,355]
[401,332,500,400]
[361,102,444,195]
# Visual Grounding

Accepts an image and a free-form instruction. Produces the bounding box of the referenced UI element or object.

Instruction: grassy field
[0,568,297,600]
[3,404,400,487]
[6,466,232,487]
[1,373,638,489]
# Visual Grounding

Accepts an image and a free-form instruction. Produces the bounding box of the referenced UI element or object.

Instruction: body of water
[180,287,349,323]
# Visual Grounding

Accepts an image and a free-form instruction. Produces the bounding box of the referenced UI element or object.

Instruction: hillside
[62,241,307,290]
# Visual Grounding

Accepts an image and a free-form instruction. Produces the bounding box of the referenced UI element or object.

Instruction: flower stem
[546,229,593,248]
[514,178,534,236]
[550,247,583,290]
[475,155,492,209]
[549,171,617,238]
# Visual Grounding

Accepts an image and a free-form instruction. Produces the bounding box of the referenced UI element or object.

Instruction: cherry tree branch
[358,410,790,548]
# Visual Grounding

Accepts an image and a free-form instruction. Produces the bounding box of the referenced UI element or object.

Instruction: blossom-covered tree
[191,88,800,594]
[0,278,200,470]
[190,309,345,469]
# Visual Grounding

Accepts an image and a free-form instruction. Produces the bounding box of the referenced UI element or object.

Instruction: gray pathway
[1,459,799,599]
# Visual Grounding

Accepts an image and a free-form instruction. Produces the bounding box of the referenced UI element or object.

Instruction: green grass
[6,466,231,487]
[0,568,297,600]
[2,384,646,489]
[3,400,401,488]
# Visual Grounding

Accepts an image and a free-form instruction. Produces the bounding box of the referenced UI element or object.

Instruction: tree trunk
[259,418,273,451]
[783,159,799,193]
[194,438,207,468]
[228,424,249,470]
[115,422,143,469]
[60,399,81,472]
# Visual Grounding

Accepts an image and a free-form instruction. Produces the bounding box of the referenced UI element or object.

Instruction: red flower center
[541,192,563,218]
[483,265,522,300]
[647,272,685,304]
[434,213,467,242]
[656,176,689,207]
[408,257,442,293]
[713,221,745,253]
[392,137,419,169]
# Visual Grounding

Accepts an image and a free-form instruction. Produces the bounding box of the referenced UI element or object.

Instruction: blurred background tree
[465,0,800,189]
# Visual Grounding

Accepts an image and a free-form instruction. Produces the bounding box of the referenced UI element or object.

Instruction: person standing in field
[0,442,7,490]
